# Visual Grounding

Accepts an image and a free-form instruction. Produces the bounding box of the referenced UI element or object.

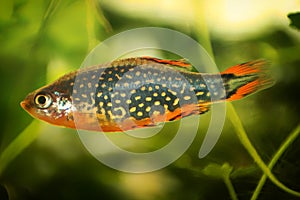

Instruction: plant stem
[222,163,239,200]
[227,103,300,197]
[192,0,214,59]
[251,123,300,200]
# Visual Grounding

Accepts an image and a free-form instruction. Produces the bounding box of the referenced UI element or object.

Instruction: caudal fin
[221,60,275,101]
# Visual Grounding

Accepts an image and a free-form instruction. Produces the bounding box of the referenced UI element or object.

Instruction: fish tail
[221,60,275,101]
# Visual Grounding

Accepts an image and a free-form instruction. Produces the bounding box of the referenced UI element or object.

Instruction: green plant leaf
[231,165,260,179]
[202,163,238,200]
[202,163,232,179]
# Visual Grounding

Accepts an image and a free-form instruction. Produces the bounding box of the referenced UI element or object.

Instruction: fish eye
[34,93,53,109]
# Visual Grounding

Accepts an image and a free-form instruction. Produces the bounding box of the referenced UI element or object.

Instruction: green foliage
[288,12,300,30]
[0,120,41,175]
[0,1,300,200]
[227,103,300,199]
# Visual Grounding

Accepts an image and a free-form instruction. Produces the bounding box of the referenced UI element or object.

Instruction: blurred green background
[0,0,300,199]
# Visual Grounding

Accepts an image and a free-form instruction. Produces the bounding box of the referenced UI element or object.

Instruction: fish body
[21,57,274,132]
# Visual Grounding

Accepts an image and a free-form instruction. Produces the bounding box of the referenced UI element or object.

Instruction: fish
[20,57,274,132]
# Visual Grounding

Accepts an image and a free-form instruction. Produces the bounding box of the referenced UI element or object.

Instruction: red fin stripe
[227,80,259,101]
[142,56,191,68]
[223,60,275,101]
[221,60,268,76]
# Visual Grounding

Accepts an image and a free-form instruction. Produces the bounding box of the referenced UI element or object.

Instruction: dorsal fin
[141,56,193,71]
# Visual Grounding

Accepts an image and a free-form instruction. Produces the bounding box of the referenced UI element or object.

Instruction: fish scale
[21,57,274,132]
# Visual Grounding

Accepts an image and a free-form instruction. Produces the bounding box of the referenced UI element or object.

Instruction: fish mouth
[20,101,26,109]
[20,100,31,111]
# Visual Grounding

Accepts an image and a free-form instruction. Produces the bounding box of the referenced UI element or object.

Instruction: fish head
[20,81,75,128]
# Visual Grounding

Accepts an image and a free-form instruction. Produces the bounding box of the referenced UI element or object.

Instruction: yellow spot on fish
[138,103,144,107]
[154,101,160,106]
[152,111,160,116]
[135,96,141,100]
[100,108,106,114]
[189,86,195,92]
[115,74,121,79]
[141,86,146,91]
[126,99,132,104]
[130,107,136,113]
[107,110,113,118]
[146,79,154,84]
[137,111,143,117]
[173,98,179,106]
[126,74,132,79]
[168,89,177,96]
[145,106,151,112]
[180,83,186,94]
[184,96,191,100]
[196,91,204,96]
[172,84,179,88]
[161,92,166,97]
[145,97,152,101]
